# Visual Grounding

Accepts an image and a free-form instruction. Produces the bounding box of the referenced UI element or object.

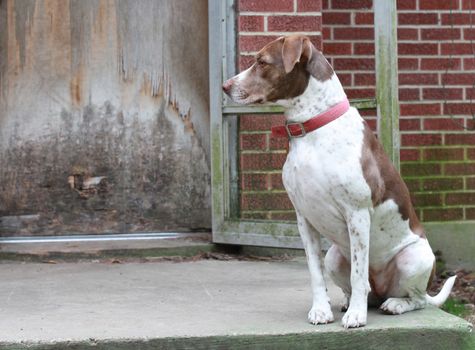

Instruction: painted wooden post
[374,0,400,170]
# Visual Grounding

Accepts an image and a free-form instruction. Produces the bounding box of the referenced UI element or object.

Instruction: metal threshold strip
[0,232,204,244]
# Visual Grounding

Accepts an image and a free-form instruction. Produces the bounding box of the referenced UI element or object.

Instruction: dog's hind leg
[296,213,334,325]
[380,238,435,314]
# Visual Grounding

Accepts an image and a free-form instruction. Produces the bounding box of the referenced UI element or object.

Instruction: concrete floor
[0,258,472,349]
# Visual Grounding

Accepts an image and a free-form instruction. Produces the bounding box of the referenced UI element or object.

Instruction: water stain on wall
[0,0,211,235]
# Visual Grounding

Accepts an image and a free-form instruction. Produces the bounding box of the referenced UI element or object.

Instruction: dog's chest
[282,110,371,245]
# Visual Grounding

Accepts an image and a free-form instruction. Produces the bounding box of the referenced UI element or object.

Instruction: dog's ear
[282,36,313,74]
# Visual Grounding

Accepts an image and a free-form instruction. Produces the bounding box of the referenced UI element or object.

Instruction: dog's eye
[257,60,267,68]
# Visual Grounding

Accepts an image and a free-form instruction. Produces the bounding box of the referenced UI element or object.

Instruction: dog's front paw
[342,306,367,328]
[308,303,334,325]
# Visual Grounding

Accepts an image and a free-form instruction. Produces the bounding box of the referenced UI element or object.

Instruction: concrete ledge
[0,259,472,350]
[0,233,215,262]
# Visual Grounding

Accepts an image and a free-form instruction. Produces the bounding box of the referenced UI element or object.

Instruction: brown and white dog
[223,35,456,328]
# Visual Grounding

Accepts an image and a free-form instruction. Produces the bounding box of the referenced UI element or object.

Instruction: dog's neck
[278,74,347,124]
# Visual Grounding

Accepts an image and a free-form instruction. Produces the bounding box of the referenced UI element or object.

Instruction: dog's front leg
[342,208,371,328]
[296,213,334,325]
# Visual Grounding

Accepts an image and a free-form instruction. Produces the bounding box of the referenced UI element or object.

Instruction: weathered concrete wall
[0,0,211,235]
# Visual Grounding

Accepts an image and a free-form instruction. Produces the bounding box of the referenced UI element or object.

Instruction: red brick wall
[237,0,475,222]
[238,0,322,220]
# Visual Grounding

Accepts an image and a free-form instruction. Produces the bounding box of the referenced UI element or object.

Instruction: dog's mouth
[226,87,265,105]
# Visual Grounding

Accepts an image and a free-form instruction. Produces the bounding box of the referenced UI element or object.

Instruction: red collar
[271,99,350,138]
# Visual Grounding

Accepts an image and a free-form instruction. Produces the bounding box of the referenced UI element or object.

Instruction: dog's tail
[425,275,457,307]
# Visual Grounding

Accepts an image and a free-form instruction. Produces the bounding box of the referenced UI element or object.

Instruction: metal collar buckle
[285,122,306,138]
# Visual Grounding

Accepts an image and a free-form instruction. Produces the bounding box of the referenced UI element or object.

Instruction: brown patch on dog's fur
[360,122,425,238]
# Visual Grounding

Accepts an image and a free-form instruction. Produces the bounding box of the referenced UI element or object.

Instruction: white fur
[281,75,447,328]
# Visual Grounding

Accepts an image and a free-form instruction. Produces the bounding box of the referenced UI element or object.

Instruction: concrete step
[0,259,473,350]
[0,233,215,262]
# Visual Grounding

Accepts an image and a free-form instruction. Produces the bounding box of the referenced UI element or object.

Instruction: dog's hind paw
[380,297,424,315]
[342,306,367,328]
[308,304,334,325]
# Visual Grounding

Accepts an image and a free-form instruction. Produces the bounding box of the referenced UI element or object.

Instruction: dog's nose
[222,79,233,94]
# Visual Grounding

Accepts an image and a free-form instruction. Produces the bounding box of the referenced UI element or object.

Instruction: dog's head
[222,35,333,105]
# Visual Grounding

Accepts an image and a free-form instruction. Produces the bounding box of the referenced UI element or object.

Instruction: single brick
[241,192,294,210]
[463,28,475,40]
[355,13,374,25]
[398,13,438,25]
[422,177,464,191]
[462,0,475,10]
[444,162,475,175]
[297,0,322,12]
[420,58,461,70]
[400,118,421,130]
[400,148,421,161]
[423,88,463,100]
[322,42,352,55]
[441,43,475,55]
[240,133,267,150]
[445,192,475,205]
[345,88,375,99]
[423,148,465,161]
[411,193,443,207]
[401,133,443,146]
[423,118,466,131]
[398,58,419,71]
[241,173,269,191]
[419,0,460,10]
[240,153,287,171]
[400,103,441,116]
[240,115,285,131]
[463,58,475,70]
[331,0,372,9]
[398,43,438,55]
[239,16,264,32]
[322,12,351,24]
[466,176,475,188]
[399,73,438,85]
[333,27,374,40]
[468,148,475,159]
[399,88,421,101]
[323,27,331,40]
[354,43,375,55]
[239,0,293,12]
[401,163,442,176]
[442,73,475,85]
[269,136,289,151]
[445,134,475,145]
[397,0,417,10]
[354,73,376,86]
[441,13,475,25]
[333,58,375,70]
[398,28,419,41]
[444,103,475,115]
[270,173,284,189]
[267,15,321,32]
[465,207,475,220]
[423,208,464,221]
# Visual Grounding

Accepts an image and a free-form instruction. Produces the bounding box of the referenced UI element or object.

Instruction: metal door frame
[208,0,399,247]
